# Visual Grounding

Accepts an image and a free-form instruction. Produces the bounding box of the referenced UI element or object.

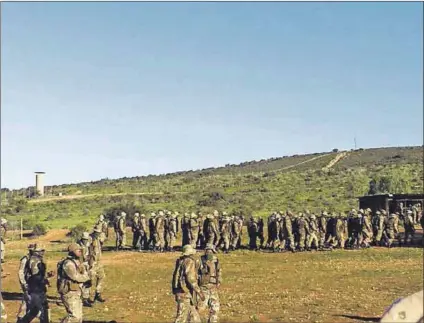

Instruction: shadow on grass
[2,291,59,303]
[335,314,381,322]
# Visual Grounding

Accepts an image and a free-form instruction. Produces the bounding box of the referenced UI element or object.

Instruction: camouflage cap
[322,211,328,216]
[182,244,196,256]
[381,210,387,215]
[121,211,127,216]
[68,243,83,253]
[407,210,413,214]
[222,211,228,216]
[158,211,165,216]
[34,243,46,252]
[207,214,214,219]
[376,210,381,215]
[365,208,372,213]
[99,214,105,221]
[150,212,156,217]
[140,213,146,217]
[0,218,7,225]
[358,209,364,214]
[134,213,140,217]
[82,232,90,240]
[190,212,197,219]
[174,212,179,216]
[213,210,219,216]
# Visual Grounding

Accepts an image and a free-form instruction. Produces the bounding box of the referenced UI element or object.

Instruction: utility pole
[354,136,357,150]
[20,218,23,240]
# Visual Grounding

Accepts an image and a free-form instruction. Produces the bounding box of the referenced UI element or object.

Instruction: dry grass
[1,229,422,323]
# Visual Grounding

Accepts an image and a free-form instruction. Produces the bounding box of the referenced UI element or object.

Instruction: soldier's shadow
[335,314,380,322]
[1,291,59,302]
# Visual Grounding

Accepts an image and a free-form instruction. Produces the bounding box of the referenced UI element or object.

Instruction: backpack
[172,257,190,294]
[56,258,79,294]
[199,255,218,286]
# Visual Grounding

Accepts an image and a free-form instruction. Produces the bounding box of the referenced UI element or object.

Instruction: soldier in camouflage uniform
[334,213,346,249]
[131,213,141,250]
[17,244,37,320]
[384,213,400,248]
[360,209,373,248]
[17,243,54,323]
[325,213,337,248]
[181,213,190,247]
[77,232,93,307]
[204,214,219,248]
[155,211,166,252]
[257,217,265,249]
[403,210,415,245]
[373,210,385,246]
[306,214,319,251]
[218,215,231,253]
[198,244,221,323]
[168,213,179,251]
[281,212,295,252]
[267,213,279,251]
[114,212,127,251]
[172,245,205,323]
[137,214,149,251]
[317,212,327,250]
[0,218,7,263]
[196,212,206,249]
[247,216,259,250]
[87,228,106,303]
[57,243,91,323]
[230,215,243,251]
[296,213,307,251]
[148,213,157,250]
[94,214,108,246]
[189,213,200,249]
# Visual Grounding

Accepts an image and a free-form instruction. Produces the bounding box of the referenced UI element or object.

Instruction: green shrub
[32,224,47,237]
[67,224,88,239]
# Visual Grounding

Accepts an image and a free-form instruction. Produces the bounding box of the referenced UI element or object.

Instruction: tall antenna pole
[354,136,357,149]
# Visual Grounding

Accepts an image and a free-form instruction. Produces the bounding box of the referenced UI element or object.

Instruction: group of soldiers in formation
[0,201,422,323]
[110,202,423,254]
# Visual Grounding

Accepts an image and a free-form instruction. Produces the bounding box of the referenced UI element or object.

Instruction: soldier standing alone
[198,244,221,323]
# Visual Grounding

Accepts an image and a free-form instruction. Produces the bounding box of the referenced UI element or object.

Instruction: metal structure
[358,193,424,215]
[34,172,45,197]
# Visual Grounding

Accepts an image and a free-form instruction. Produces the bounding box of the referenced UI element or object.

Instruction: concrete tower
[35,172,45,196]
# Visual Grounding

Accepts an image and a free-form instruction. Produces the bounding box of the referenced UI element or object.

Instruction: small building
[358,193,424,215]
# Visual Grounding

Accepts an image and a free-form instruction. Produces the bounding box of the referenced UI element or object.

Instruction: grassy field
[1,228,423,323]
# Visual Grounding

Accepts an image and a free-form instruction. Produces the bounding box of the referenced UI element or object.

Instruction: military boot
[94,292,106,303]
[83,298,93,307]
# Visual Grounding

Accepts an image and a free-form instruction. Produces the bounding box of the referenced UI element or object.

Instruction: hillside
[1,146,423,230]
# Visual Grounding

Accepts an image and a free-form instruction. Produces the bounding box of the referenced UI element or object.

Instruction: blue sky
[1,2,423,189]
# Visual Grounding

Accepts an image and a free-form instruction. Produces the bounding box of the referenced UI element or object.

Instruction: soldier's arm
[63,261,90,283]
[18,258,28,286]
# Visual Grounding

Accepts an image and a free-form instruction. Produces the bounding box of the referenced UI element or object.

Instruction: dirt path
[322,151,349,171]
[277,153,333,171]
[28,192,163,204]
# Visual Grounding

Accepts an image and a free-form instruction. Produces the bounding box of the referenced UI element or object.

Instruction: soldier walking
[57,243,91,323]
[132,213,141,250]
[138,214,149,251]
[168,213,179,251]
[76,233,92,308]
[17,244,36,320]
[171,245,205,323]
[114,212,127,251]
[189,213,199,249]
[403,210,416,245]
[198,244,221,323]
[17,243,54,323]
[94,214,109,246]
[155,211,166,252]
[148,213,157,250]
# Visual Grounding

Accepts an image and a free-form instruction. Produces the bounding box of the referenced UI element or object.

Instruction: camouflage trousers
[174,294,201,323]
[360,231,373,247]
[190,233,199,249]
[231,233,240,249]
[385,230,400,247]
[115,231,126,249]
[19,292,49,323]
[335,234,345,248]
[199,285,220,323]
[375,229,384,245]
[167,232,177,249]
[219,235,230,251]
[319,232,326,248]
[306,232,319,249]
[90,262,105,294]
[0,240,4,261]
[279,234,295,251]
[156,231,165,249]
[60,291,83,323]
[297,232,306,249]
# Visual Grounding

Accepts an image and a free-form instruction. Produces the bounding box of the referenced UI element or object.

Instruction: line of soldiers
[250,206,423,252]
[110,210,244,253]
[110,204,423,254]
